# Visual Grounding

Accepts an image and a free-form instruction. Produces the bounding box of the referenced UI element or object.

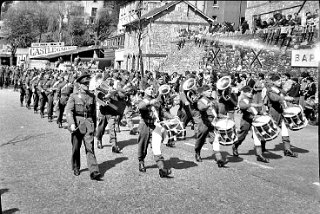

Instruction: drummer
[194,84,228,167]
[265,75,298,158]
[232,86,269,163]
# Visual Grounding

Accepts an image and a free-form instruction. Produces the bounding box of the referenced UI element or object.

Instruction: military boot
[215,152,229,168]
[283,136,298,158]
[255,146,269,163]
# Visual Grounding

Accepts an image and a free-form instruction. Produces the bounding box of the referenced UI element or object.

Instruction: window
[213,0,218,7]
[212,15,217,20]
[91,7,97,17]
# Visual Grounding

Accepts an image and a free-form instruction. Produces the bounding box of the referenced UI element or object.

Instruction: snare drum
[160,118,186,146]
[252,115,279,141]
[212,118,238,146]
[282,105,308,130]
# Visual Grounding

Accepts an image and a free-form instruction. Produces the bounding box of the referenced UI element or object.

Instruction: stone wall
[122,1,211,72]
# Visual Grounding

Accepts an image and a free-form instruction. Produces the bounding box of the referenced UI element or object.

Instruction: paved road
[0,89,319,214]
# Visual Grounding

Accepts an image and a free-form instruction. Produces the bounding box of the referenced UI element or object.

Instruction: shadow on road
[99,157,129,175]
[165,157,198,169]
[241,149,283,160]
[3,208,20,214]
[0,188,9,196]
[117,138,137,150]
[270,144,309,154]
[1,133,53,147]
[202,151,245,163]
[1,189,19,214]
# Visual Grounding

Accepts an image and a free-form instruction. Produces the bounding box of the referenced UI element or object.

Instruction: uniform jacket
[138,96,174,128]
[197,96,219,125]
[266,85,286,124]
[65,90,97,134]
[238,94,261,122]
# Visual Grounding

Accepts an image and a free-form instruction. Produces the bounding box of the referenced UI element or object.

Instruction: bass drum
[252,115,279,141]
[282,105,308,130]
[212,118,237,146]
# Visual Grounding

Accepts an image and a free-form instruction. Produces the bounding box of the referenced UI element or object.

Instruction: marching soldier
[65,74,102,180]
[137,83,174,178]
[45,74,55,122]
[195,84,228,167]
[25,72,33,109]
[232,86,269,163]
[177,77,200,131]
[19,74,26,107]
[56,74,73,128]
[266,75,298,157]
[38,73,50,119]
[95,80,128,152]
[32,73,41,114]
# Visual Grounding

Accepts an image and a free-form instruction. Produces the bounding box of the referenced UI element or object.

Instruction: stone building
[115,0,213,73]
[189,0,247,29]
[245,1,319,30]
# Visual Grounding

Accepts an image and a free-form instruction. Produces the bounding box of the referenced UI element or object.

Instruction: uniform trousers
[33,91,39,111]
[25,88,32,107]
[71,117,99,174]
[96,114,118,146]
[195,121,220,153]
[234,118,262,147]
[20,87,25,105]
[56,95,69,123]
[39,92,48,115]
[46,93,54,118]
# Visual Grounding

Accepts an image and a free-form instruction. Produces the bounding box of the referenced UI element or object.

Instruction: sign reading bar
[291,49,318,67]
[29,46,77,58]
[31,42,65,47]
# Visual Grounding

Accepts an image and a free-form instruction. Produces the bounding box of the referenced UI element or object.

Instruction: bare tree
[125,0,145,77]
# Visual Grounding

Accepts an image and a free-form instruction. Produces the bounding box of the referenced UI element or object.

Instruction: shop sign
[29,46,77,58]
[31,42,65,47]
[291,49,318,67]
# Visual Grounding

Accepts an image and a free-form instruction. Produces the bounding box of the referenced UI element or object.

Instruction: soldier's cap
[76,74,91,85]
[306,76,314,82]
[270,75,280,81]
[242,86,253,93]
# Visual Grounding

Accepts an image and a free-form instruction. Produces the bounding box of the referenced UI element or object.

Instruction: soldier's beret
[76,74,91,84]
[242,86,252,93]
[270,75,280,81]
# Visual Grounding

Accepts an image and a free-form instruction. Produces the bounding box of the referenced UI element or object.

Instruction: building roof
[124,0,214,27]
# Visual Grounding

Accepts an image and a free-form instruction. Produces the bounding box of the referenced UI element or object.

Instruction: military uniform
[65,74,101,180]
[95,89,127,151]
[232,86,269,163]
[176,79,200,130]
[19,75,26,107]
[266,75,298,157]
[56,78,73,128]
[25,75,32,109]
[38,76,49,118]
[195,85,228,167]
[32,76,40,113]
[137,85,173,178]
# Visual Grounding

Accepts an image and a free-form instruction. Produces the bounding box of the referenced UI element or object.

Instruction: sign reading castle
[29,43,77,58]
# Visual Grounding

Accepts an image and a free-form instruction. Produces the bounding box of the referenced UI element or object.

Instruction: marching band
[5,66,315,180]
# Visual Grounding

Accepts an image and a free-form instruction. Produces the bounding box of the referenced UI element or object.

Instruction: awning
[29,46,101,60]
[0,53,11,57]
